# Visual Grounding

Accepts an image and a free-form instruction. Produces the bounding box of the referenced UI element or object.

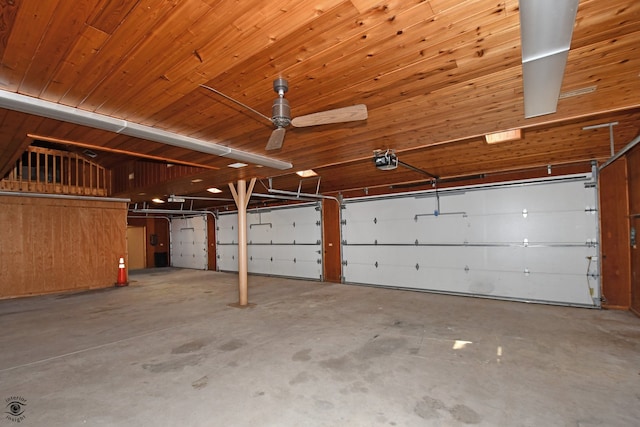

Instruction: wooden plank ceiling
[0,0,638,209]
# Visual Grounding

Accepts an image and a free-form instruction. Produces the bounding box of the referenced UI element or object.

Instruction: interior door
[126,226,146,270]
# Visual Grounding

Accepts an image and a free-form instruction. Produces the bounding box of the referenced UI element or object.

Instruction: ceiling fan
[200,78,368,150]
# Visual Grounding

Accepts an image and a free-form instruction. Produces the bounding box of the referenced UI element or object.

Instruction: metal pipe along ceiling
[0,89,293,170]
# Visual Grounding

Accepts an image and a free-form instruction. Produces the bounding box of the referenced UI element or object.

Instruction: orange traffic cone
[115,257,128,287]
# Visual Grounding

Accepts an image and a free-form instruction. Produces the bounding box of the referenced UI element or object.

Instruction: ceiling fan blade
[200,84,272,124]
[291,104,368,128]
[266,127,286,151]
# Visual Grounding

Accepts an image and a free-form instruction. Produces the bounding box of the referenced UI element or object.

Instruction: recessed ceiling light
[151,198,165,203]
[191,178,203,183]
[228,162,248,168]
[296,169,318,178]
[207,187,222,194]
[485,129,522,144]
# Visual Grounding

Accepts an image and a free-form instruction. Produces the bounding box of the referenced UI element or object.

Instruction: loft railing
[0,146,110,196]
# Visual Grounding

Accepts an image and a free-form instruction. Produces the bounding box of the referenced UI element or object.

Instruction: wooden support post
[228,178,256,308]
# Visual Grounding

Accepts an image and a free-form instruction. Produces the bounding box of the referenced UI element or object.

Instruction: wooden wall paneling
[599,158,631,309]
[632,216,640,316]
[627,144,640,315]
[0,195,127,299]
[322,199,342,282]
[207,214,216,270]
[155,217,170,267]
[628,143,640,215]
[0,111,40,177]
[0,198,23,296]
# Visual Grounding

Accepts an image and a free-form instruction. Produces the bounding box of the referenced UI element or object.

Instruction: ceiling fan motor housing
[272,97,291,128]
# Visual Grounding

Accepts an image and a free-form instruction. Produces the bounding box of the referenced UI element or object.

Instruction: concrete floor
[0,269,639,426]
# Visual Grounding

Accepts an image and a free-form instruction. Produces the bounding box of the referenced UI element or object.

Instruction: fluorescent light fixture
[296,169,318,177]
[207,187,223,193]
[151,198,165,203]
[0,89,293,170]
[519,0,579,118]
[485,129,522,144]
[228,162,248,168]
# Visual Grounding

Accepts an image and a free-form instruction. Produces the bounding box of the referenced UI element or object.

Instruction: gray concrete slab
[0,268,638,426]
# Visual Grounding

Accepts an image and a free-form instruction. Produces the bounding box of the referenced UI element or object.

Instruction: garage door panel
[468,211,597,244]
[170,215,208,270]
[218,203,322,280]
[342,175,600,307]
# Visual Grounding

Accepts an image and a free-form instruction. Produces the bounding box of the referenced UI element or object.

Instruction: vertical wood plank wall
[627,145,640,315]
[207,214,216,271]
[599,158,631,308]
[127,217,170,268]
[0,195,127,299]
[322,199,342,283]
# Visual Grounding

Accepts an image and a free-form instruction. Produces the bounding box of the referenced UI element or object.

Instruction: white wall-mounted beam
[0,89,293,170]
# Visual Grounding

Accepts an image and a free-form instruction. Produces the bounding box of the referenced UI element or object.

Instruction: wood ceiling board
[79,0,216,115]
[88,0,139,34]
[0,0,20,61]
[41,25,111,103]
[57,0,180,108]
[572,1,640,48]
[1,0,61,91]
[109,0,348,122]
[19,1,99,98]
[1,0,638,205]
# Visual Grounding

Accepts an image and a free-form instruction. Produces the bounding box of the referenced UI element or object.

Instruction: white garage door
[341,174,600,307]
[217,203,323,280]
[170,215,208,270]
